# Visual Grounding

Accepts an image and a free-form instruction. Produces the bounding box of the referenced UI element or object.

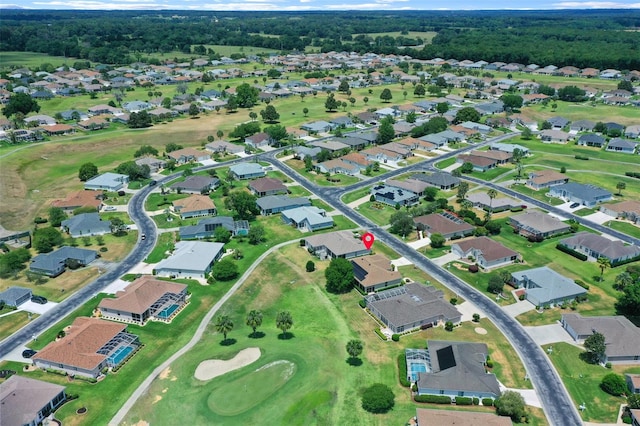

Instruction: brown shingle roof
[454,237,519,262]
[32,317,127,370]
[98,276,186,315]
[528,169,568,185]
[249,177,287,193]
[457,154,497,167]
[51,190,103,210]
[469,149,511,162]
[414,213,474,236]
[351,254,401,288]
[173,194,215,213]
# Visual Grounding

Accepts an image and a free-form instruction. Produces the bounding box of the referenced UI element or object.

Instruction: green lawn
[543,342,631,423]
[604,221,640,239]
[144,231,176,263]
[435,157,456,170]
[341,187,372,205]
[285,159,361,187]
[509,184,565,206]
[145,193,188,211]
[0,311,36,341]
[468,166,511,182]
[285,185,311,198]
[0,51,83,69]
[352,201,397,227]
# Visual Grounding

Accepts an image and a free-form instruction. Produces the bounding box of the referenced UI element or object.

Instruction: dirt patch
[194,347,261,381]
[475,327,488,335]
[152,395,162,404]
[159,367,171,380]
[132,421,150,426]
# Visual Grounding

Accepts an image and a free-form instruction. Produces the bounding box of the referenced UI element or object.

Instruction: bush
[305,260,315,272]
[625,171,640,179]
[575,154,589,160]
[574,280,589,290]
[472,313,480,322]
[361,383,395,414]
[473,397,480,405]
[556,243,588,261]
[482,398,494,406]
[605,362,612,369]
[468,264,479,273]
[486,360,494,368]
[374,328,387,341]
[398,353,410,387]
[455,396,473,405]
[600,373,627,396]
[391,334,400,342]
[34,217,48,224]
[450,297,458,305]
[414,394,451,404]
[445,321,454,331]
[358,299,366,309]
[519,294,526,301]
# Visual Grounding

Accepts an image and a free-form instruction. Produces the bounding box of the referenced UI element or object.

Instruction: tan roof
[602,200,640,215]
[0,375,66,426]
[51,190,103,209]
[167,147,207,160]
[416,408,513,426]
[528,169,568,185]
[386,178,430,194]
[454,237,519,262]
[414,213,474,236]
[249,177,287,193]
[458,154,496,167]
[99,276,186,315]
[351,254,401,287]
[173,194,215,213]
[627,374,640,389]
[341,152,371,167]
[470,149,512,162]
[44,123,74,132]
[32,317,127,370]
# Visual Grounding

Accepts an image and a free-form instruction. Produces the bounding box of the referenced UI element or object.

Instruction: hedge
[482,398,494,406]
[625,172,640,179]
[473,397,480,405]
[398,353,410,387]
[455,396,473,405]
[611,254,640,268]
[392,334,400,342]
[375,328,387,341]
[556,243,588,261]
[574,280,590,290]
[575,154,589,160]
[358,299,366,308]
[415,395,452,404]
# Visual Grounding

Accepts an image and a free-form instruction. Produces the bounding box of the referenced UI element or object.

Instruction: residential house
[539,129,571,144]
[414,408,512,426]
[135,156,166,173]
[172,194,216,219]
[570,120,596,133]
[456,154,497,172]
[459,121,491,134]
[490,142,529,155]
[577,133,606,148]
[468,149,512,164]
[351,254,402,293]
[561,314,640,364]
[51,190,103,213]
[414,212,475,240]
[0,286,33,307]
[205,140,244,155]
[600,200,640,224]
[166,148,210,164]
[467,192,520,212]
[549,183,612,207]
[385,178,430,197]
[179,217,249,240]
[316,159,360,175]
[412,172,460,190]
[626,374,640,394]
[341,152,372,169]
[24,115,56,126]
[301,120,333,133]
[169,176,219,194]
[122,100,151,113]
[371,184,419,207]
[30,247,98,277]
[61,213,111,237]
[511,267,586,307]
[42,123,75,136]
[606,138,638,154]
[77,117,109,131]
[248,177,288,197]
[547,116,570,129]
[84,173,129,191]
[304,230,370,260]
[329,116,353,128]
[229,163,266,180]
[365,284,461,333]
[0,375,67,426]
[527,170,569,190]
[245,132,272,149]
[155,241,224,279]
[413,341,501,400]
[309,139,350,153]
[293,146,322,160]
[338,136,370,151]
[98,276,188,325]
[559,232,640,264]
[281,206,334,232]
[451,237,520,269]
[32,317,140,378]
[624,125,640,139]
[509,210,570,239]
[256,195,311,216]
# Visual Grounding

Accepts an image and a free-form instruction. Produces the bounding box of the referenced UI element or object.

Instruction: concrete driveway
[502,299,536,318]
[524,323,575,346]
[583,211,616,225]
[456,301,485,322]
[431,252,460,266]
[19,300,58,315]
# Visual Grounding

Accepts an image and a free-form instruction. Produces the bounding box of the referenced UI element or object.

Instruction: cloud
[552,1,640,6]
[299,0,313,3]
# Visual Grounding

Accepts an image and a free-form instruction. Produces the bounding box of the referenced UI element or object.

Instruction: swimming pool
[108,345,133,366]
[409,362,428,381]
[157,304,179,319]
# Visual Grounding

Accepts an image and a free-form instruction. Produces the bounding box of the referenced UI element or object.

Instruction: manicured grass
[573,207,598,217]
[341,187,372,205]
[397,265,461,303]
[0,51,83,69]
[286,184,311,198]
[330,215,357,231]
[352,201,397,226]
[435,157,456,170]
[543,342,629,423]
[0,265,99,303]
[0,311,36,341]
[201,44,279,57]
[422,245,451,259]
[446,263,517,306]
[468,166,511,181]
[509,184,565,206]
[350,31,437,42]
[604,220,640,239]
[514,138,640,164]
[144,231,176,263]
[145,193,188,211]
[151,213,187,229]
[285,159,361,187]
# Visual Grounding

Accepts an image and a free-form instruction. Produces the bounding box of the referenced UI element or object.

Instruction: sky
[2,0,640,11]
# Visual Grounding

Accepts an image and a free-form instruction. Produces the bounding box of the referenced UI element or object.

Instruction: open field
[0,266,99,303]
[0,311,37,341]
[604,220,640,239]
[0,51,83,69]
[543,342,638,423]
[124,243,536,425]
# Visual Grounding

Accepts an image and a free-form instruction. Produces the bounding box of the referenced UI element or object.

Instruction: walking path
[109,239,298,426]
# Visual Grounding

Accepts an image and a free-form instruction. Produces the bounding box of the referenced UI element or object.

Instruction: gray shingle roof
[156,241,224,272]
[512,266,586,305]
[256,195,311,211]
[562,314,640,358]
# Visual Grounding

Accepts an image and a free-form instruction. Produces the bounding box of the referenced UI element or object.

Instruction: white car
[104,206,117,211]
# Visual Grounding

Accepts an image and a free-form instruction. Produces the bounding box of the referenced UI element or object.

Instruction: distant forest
[1,9,640,69]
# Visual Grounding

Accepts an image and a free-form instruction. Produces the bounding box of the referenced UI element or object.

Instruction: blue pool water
[157,304,179,319]
[409,362,428,381]
[109,345,133,366]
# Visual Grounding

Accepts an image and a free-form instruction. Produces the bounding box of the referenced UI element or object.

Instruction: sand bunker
[194,347,261,381]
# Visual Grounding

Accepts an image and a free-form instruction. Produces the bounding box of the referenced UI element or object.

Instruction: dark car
[31,295,48,305]
[141,234,146,241]
[22,349,37,359]
[149,180,157,186]
[569,202,580,209]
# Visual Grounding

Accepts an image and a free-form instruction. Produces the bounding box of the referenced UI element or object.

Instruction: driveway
[583,211,616,225]
[431,252,460,266]
[524,323,576,346]
[502,299,536,318]
[456,301,485,322]
[19,300,58,315]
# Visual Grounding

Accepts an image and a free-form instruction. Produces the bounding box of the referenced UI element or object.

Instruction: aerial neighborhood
[1,9,640,426]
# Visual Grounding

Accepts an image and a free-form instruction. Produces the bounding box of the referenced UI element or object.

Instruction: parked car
[569,202,580,209]
[31,295,47,305]
[141,234,146,240]
[22,349,37,358]
[104,206,116,211]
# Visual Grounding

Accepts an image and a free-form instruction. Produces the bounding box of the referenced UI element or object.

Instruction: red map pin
[362,232,375,250]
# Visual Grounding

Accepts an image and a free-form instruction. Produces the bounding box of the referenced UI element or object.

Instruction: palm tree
[597,257,611,282]
[460,199,473,211]
[246,310,263,337]
[614,271,634,291]
[487,189,498,212]
[215,315,234,341]
[616,181,626,196]
[346,340,364,359]
[276,311,293,337]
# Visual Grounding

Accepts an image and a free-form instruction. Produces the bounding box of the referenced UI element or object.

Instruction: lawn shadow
[346,357,363,367]
[220,338,237,346]
[277,332,295,340]
[578,351,597,364]
[249,331,266,339]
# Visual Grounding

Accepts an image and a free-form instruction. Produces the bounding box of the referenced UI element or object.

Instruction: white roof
[156,241,224,272]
